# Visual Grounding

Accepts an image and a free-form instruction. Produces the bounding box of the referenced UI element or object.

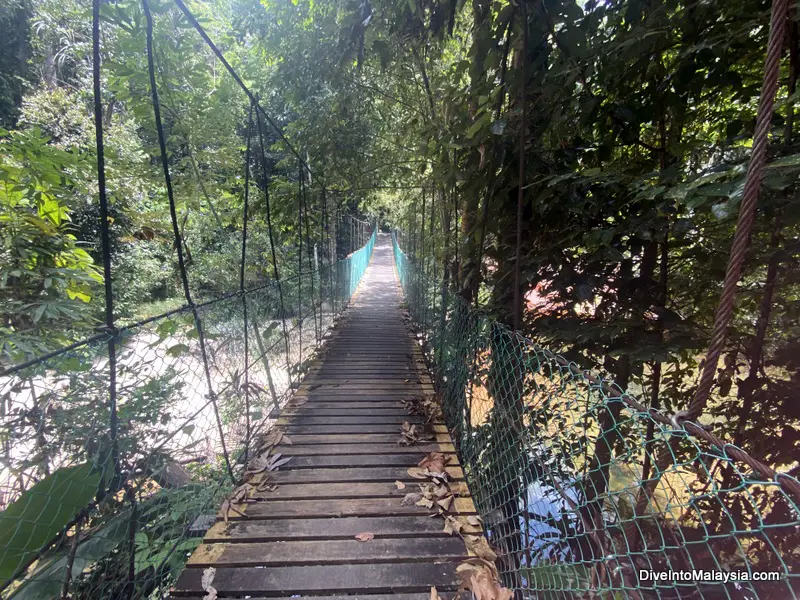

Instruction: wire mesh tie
[669,409,690,432]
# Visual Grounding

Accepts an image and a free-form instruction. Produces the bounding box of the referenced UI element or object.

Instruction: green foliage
[0,461,108,586]
[5,0,800,596]
[0,128,102,365]
[113,239,179,318]
[9,485,218,600]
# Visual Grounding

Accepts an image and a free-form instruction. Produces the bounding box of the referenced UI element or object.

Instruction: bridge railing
[340,227,378,299]
[392,233,799,599]
[0,230,376,598]
[0,0,383,593]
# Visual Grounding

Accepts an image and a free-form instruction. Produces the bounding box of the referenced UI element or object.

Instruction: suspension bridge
[170,233,484,597]
[0,0,798,598]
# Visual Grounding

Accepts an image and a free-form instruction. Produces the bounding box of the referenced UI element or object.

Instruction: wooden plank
[269,466,464,483]
[310,374,421,380]
[301,368,417,375]
[313,365,414,370]
[317,355,415,360]
[172,563,459,596]
[299,380,429,388]
[287,402,407,410]
[271,454,428,468]
[296,388,430,394]
[326,336,411,340]
[222,496,478,519]
[174,593,459,600]
[284,433,452,444]
[309,362,415,368]
[272,443,455,455]
[285,423,450,436]
[312,350,413,356]
[204,515,478,542]
[252,481,470,500]
[282,402,409,417]
[284,424,435,435]
[282,408,412,417]
[279,416,430,425]
[186,538,468,567]
[314,345,411,349]
[294,395,422,403]
[293,391,433,398]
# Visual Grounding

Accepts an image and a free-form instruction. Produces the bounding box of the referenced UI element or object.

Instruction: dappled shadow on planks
[171,234,481,599]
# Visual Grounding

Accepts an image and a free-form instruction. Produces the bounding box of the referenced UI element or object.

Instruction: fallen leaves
[402,394,444,423]
[467,515,483,527]
[399,395,443,446]
[354,532,375,542]
[464,535,498,562]
[283,398,308,413]
[418,451,449,477]
[257,428,286,450]
[404,452,455,513]
[442,514,474,536]
[457,558,500,584]
[399,421,435,445]
[246,452,292,478]
[220,428,294,522]
[456,560,513,600]
[220,491,247,524]
[407,466,430,479]
[407,452,451,484]
[401,492,423,505]
[395,480,406,490]
[403,450,512,600]
[442,514,465,536]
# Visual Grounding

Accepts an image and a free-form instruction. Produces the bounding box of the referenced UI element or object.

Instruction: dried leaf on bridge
[418,451,450,476]
[464,535,498,562]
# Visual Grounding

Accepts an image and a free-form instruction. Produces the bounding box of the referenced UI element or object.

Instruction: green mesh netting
[392,232,800,600]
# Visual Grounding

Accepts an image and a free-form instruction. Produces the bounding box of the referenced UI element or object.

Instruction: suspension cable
[91,0,121,491]
[513,0,528,332]
[297,160,304,369]
[143,0,234,483]
[301,164,320,343]
[239,98,255,468]
[255,95,294,390]
[687,0,789,421]
[170,0,313,179]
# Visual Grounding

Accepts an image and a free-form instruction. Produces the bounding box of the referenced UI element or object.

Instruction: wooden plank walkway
[171,233,483,599]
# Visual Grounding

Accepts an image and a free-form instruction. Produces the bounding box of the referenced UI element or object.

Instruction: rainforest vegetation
[1,0,799,595]
[3,0,799,479]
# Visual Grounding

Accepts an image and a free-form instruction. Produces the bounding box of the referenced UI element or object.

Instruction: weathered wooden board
[272,454,440,468]
[172,563,459,596]
[204,516,479,542]
[175,593,459,600]
[283,433,451,444]
[221,496,478,519]
[283,424,426,435]
[186,538,468,567]
[278,415,431,425]
[269,465,464,483]
[272,443,455,455]
[250,481,470,500]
